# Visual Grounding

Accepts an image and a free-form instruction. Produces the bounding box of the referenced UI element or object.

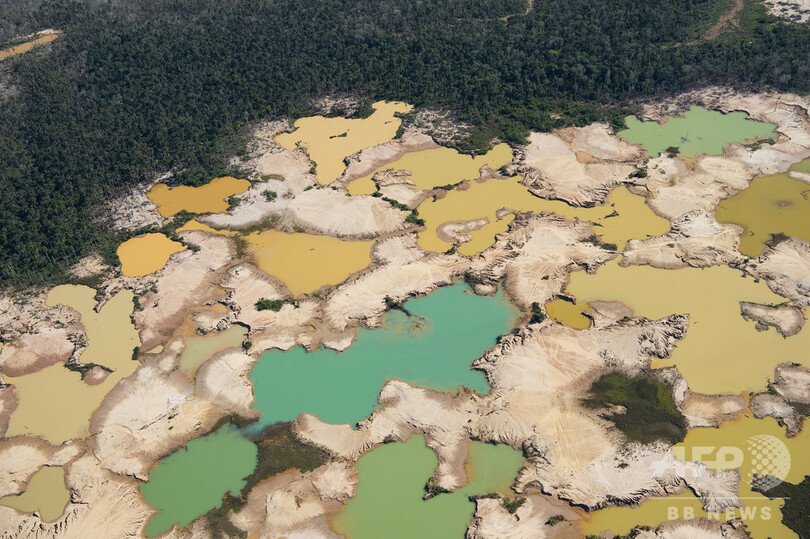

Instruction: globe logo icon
[744,434,791,491]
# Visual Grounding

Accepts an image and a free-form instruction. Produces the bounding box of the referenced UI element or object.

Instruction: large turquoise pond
[330,435,525,539]
[249,282,519,427]
[618,105,776,157]
[140,424,257,536]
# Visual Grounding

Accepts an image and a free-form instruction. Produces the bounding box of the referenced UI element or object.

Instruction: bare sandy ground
[751,363,810,436]
[468,494,581,538]
[518,130,638,206]
[764,0,810,23]
[230,463,355,538]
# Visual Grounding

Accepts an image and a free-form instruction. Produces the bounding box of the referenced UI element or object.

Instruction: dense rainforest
[0,0,808,286]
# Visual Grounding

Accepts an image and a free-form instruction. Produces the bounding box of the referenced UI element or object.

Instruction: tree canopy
[0,0,808,285]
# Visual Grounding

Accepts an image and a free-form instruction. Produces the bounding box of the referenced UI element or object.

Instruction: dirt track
[683,0,744,46]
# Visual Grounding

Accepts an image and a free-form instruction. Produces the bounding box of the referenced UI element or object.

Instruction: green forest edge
[754,475,810,538]
[0,0,806,288]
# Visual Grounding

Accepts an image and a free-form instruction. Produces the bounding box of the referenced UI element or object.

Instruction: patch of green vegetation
[405,211,426,227]
[255,298,297,311]
[205,493,247,538]
[325,104,348,118]
[665,146,680,157]
[350,101,376,119]
[381,196,410,211]
[247,422,331,490]
[424,477,451,497]
[329,131,348,139]
[583,234,617,252]
[500,122,529,145]
[173,167,244,188]
[755,475,810,538]
[205,422,331,537]
[546,514,565,526]
[730,0,777,42]
[232,236,250,259]
[378,194,425,226]
[679,0,734,42]
[502,496,526,514]
[65,360,111,380]
[529,302,546,324]
[60,208,202,285]
[384,295,412,316]
[583,373,687,444]
[767,232,791,249]
[742,137,776,151]
[263,189,277,201]
[469,492,501,500]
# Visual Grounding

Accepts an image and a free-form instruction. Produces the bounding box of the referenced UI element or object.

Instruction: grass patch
[583,373,687,444]
[679,0,735,42]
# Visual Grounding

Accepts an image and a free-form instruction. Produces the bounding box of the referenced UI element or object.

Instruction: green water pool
[249,282,519,427]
